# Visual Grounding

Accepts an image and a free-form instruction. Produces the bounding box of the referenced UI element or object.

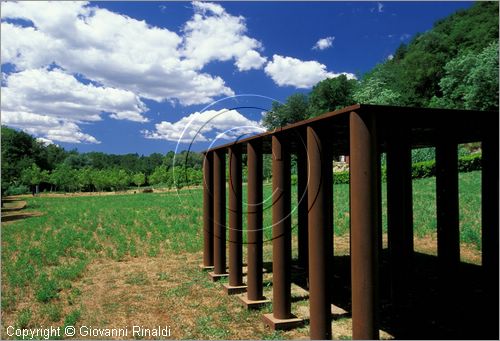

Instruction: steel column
[247,140,265,300]
[271,134,292,319]
[228,145,244,287]
[213,149,227,275]
[481,124,499,309]
[297,132,309,270]
[386,126,414,313]
[435,137,460,274]
[203,152,214,267]
[307,126,333,340]
[350,111,380,340]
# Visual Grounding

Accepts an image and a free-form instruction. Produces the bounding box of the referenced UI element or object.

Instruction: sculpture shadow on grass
[263,250,498,339]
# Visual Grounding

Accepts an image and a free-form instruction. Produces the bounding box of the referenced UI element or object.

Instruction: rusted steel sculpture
[201,104,498,340]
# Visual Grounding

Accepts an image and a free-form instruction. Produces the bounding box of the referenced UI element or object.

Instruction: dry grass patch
[63,253,302,339]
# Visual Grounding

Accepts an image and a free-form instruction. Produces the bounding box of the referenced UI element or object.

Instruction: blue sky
[1,1,472,155]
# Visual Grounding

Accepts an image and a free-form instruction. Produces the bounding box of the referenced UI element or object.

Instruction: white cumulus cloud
[3,111,100,144]
[143,109,264,143]
[2,1,272,143]
[235,50,268,72]
[1,1,235,106]
[181,1,266,72]
[313,36,335,50]
[1,68,149,143]
[264,55,356,89]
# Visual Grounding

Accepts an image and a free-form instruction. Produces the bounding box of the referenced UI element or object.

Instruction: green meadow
[1,171,482,339]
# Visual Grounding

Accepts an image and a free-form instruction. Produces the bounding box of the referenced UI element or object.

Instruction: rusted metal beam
[271,134,292,319]
[386,125,414,315]
[307,126,333,340]
[211,149,227,279]
[225,145,246,294]
[350,111,380,340]
[435,136,460,274]
[247,140,264,300]
[297,129,309,271]
[435,130,460,325]
[202,152,214,268]
[244,140,267,303]
[263,134,303,330]
[481,123,499,314]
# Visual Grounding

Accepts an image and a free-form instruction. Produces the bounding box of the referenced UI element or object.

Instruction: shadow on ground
[1,213,43,223]
[263,250,498,339]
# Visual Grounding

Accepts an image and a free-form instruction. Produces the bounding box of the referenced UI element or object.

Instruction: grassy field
[1,171,482,339]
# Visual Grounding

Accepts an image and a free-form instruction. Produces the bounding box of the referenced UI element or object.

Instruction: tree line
[1,125,205,195]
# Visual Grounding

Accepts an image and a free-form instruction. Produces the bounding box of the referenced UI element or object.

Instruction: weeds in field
[1,172,482,338]
[63,309,82,328]
[15,308,31,329]
[41,303,62,322]
[35,274,60,303]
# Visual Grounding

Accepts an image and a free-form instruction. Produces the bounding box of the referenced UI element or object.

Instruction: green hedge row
[333,153,481,185]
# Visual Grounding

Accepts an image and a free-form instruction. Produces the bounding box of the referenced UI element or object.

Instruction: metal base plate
[222,283,247,295]
[262,313,304,330]
[199,264,214,271]
[238,294,271,309]
[208,272,228,282]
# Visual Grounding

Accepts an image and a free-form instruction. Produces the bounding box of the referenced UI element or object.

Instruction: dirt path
[1,198,44,224]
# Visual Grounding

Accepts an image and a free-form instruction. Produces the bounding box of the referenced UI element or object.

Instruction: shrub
[458,153,481,172]
[333,171,349,184]
[411,160,436,179]
[332,153,481,183]
[411,147,436,163]
[4,184,30,196]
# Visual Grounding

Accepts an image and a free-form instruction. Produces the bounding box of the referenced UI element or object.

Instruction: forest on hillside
[1,2,497,195]
[262,2,498,129]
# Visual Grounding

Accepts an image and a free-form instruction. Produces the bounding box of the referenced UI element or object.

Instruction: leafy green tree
[77,167,94,192]
[114,169,131,191]
[172,151,204,171]
[132,172,146,188]
[20,163,49,194]
[308,75,357,117]
[354,76,402,105]
[91,170,107,192]
[186,167,203,186]
[86,152,111,170]
[149,166,168,185]
[162,151,176,170]
[1,126,36,190]
[50,164,77,192]
[42,144,69,171]
[140,153,164,175]
[119,153,141,173]
[354,2,498,107]
[430,42,499,111]
[262,94,310,130]
[64,154,91,169]
[21,163,43,187]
